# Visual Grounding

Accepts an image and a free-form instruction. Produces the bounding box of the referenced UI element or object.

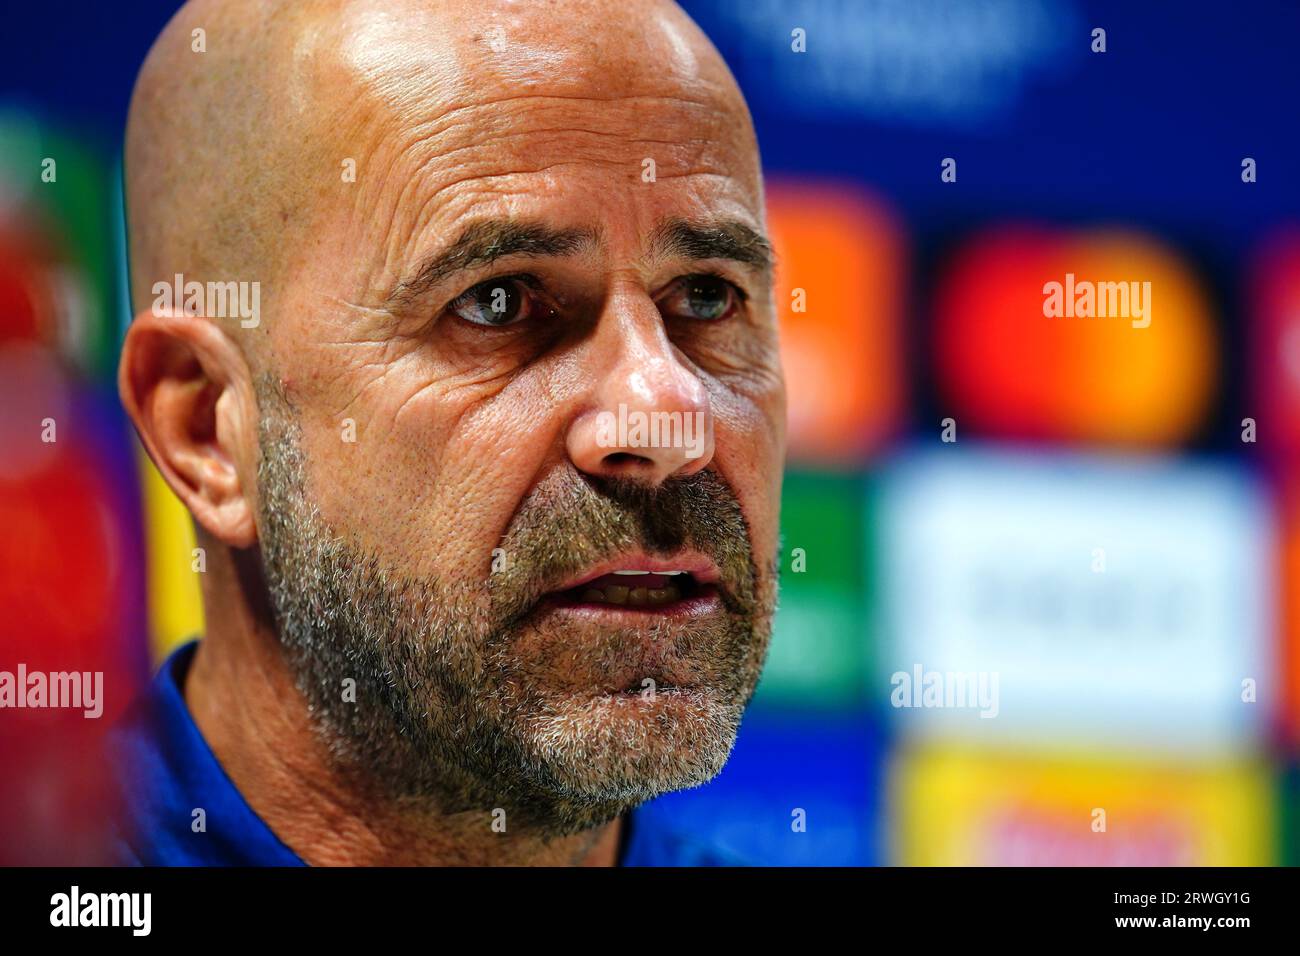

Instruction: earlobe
[118,310,259,549]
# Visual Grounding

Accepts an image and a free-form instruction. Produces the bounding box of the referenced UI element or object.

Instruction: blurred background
[2,0,1299,865]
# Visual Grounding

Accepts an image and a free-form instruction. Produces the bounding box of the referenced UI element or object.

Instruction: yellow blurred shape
[892,745,1274,866]
[138,444,204,662]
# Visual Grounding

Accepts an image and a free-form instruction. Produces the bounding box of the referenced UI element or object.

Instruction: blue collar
[108,641,303,866]
[108,641,742,866]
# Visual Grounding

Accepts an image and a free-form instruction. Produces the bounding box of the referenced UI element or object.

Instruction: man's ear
[119,310,260,548]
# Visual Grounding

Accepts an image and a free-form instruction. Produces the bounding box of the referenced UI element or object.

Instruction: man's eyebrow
[388,220,599,306]
[650,218,774,273]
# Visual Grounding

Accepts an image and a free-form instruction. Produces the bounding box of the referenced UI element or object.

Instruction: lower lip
[537,585,723,623]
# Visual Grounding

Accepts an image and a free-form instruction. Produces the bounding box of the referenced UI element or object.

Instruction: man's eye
[448,276,543,327]
[661,274,743,321]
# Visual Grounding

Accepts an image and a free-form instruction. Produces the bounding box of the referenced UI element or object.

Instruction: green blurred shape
[1283,765,1300,867]
[0,112,117,380]
[779,470,867,591]
[754,471,873,707]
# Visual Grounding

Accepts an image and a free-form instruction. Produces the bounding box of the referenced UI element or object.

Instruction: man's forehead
[273,0,765,299]
[320,0,720,109]
[287,0,753,179]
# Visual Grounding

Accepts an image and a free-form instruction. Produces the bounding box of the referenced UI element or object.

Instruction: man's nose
[566,296,715,486]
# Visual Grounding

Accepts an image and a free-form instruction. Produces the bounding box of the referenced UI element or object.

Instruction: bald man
[110,0,785,867]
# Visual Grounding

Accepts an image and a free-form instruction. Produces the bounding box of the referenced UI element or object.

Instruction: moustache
[487,467,758,626]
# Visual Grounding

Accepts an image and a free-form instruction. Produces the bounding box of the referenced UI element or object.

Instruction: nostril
[602,452,652,470]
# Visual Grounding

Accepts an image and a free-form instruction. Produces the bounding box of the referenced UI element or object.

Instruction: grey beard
[253,382,777,836]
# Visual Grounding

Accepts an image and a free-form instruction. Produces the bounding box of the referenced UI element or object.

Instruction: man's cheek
[305,412,545,581]
[740,376,788,512]
[715,428,783,578]
[306,363,492,467]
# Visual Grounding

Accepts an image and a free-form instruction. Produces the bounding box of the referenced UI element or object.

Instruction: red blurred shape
[1249,228,1300,458]
[0,227,43,341]
[0,344,138,863]
[933,224,1217,447]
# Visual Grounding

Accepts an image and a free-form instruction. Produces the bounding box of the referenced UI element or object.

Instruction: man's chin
[497,682,743,822]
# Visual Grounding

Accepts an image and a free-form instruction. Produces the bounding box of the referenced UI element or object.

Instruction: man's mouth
[541,555,722,615]
[563,570,698,607]
[520,553,734,695]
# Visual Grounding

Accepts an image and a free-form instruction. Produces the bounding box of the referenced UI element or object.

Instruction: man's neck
[183,597,622,866]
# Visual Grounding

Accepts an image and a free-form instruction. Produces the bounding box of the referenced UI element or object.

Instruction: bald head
[124,0,760,345]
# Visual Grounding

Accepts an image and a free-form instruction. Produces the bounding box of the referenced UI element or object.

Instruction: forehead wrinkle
[363,117,726,241]
[345,96,751,301]
[391,97,729,173]
[354,91,730,187]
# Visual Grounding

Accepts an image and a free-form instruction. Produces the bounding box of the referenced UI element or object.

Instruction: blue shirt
[108,641,748,866]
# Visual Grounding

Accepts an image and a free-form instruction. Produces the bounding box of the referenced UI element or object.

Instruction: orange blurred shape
[1248,227,1300,457]
[767,182,904,465]
[933,225,1218,447]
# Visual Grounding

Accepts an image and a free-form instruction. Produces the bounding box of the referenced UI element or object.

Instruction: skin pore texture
[119,0,786,866]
